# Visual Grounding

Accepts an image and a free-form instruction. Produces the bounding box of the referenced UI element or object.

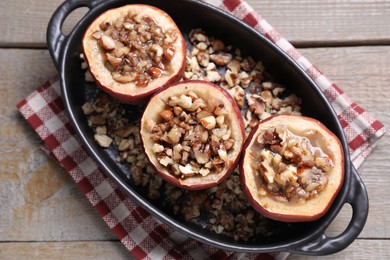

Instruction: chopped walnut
[210,38,225,52]
[94,134,113,148]
[150,92,235,179]
[206,70,222,82]
[246,94,265,116]
[184,28,303,139]
[254,127,333,203]
[197,51,210,67]
[210,52,232,66]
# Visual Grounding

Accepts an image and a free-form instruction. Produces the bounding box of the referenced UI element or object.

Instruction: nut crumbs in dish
[82,28,303,240]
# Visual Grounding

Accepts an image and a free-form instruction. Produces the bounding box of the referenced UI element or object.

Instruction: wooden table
[1,0,389,259]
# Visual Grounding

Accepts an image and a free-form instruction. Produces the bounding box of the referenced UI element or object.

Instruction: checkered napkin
[17,0,386,259]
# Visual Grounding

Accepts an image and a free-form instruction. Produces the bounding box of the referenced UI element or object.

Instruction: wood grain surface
[0,0,389,259]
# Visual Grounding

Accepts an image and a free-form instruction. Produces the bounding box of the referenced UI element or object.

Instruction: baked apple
[140,80,245,190]
[240,115,344,222]
[82,4,186,104]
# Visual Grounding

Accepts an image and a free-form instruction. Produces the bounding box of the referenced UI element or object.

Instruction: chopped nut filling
[253,127,334,203]
[151,92,235,178]
[93,12,177,86]
[184,28,302,136]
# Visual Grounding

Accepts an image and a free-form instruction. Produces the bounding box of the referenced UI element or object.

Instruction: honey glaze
[252,125,334,203]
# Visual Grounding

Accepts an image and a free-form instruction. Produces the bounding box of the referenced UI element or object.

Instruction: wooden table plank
[0,241,133,260]
[0,238,388,259]
[246,0,390,46]
[1,0,390,47]
[0,48,115,241]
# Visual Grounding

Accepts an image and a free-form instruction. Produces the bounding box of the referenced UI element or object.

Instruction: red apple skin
[82,4,187,105]
[140,80,245,190]
[240,114,344,222]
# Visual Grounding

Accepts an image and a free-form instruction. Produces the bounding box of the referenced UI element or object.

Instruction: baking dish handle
[290,166,368,255]
[47,0,102,69]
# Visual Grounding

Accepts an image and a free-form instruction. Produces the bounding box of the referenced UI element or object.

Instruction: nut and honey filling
[253,126,334,203]
[92,11,177,86]
[150,91,235,179]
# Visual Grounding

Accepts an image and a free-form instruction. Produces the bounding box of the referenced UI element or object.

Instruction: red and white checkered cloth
[17,0,385,259]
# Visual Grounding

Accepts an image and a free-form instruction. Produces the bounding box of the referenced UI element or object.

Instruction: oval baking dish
[47,0,368,255]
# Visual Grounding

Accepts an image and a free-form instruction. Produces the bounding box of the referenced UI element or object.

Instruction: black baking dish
[47,0,368,255]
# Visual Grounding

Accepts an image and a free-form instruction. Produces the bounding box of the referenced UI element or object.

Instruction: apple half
[240,114,344,222]
[82,4,186,104]
[140,80,245,190]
